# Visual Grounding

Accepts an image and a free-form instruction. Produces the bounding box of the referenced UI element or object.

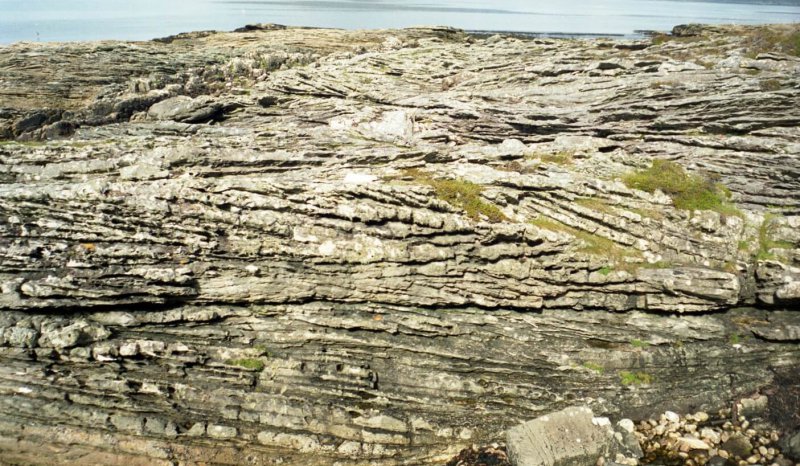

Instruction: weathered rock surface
[507,406,641,466]
[0,23,799,465]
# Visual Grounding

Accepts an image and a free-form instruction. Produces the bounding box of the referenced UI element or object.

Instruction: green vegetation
[575,197,615,214]
[760,79,782,92]
[535,151,573,166]
[403,169,508,223]
[743,26,800,58]
[598,266,613,276]
[729,333,742,345]
[757,213,793,261]
[253,345,271,357]
[619,371,653,386]
[650,34,703,46]
[622,160,741,216]
[638,261,673,269]
[630,339,650,348]
[651,34,672,45]
[227,358,265,371]
[530,217,641,264]
[628,206,665,221]
[583,362,605,373]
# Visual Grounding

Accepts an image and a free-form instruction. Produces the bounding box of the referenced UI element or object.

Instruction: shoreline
[0,24,649,47]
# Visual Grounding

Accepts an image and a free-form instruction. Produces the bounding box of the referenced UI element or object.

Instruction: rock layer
[1,23,799,465]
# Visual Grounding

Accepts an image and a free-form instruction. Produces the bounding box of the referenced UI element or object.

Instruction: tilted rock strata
[0,23,799,465]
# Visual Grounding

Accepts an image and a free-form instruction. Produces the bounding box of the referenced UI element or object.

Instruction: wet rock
[721,433,754,459]
[780,429,800,460]
[12,111,50,136]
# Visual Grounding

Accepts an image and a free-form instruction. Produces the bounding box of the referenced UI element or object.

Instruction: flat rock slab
[507,407,616,466]
[147,96,222,123]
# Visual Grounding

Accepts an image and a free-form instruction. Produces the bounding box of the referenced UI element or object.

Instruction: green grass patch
[630,339,650,348]
[757,213,793,261]
[628,206,665,221]
[743,26,800,58]
[760,79,782,92]
[530,217,641,265]
[253,345,271,357]
[622,160,741,216]
[583,362,605,373]
[599,266,613,276]
[403,169,508,223]
[227,358,265,371]
[638,261,673,269]
[650,34,703,46]
[729,333,742,345]
[619,371,653,386]
[575,197,615,214]
[536,152,573,165]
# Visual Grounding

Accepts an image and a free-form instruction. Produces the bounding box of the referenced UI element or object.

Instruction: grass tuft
[227,358,265,371]
[530,217,641,265]
[536,152,573,165]
[743,26,800,58]
[619,371,653,386]
[760,79,782,92]
[622,160,741,216]
[630,339,650,348]
[757,213,793,261]
[583,362,605,373]
[403,169,508,223]
[575,197,615,214]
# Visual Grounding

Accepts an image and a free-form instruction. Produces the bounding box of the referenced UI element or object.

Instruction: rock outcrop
[1,23,799,465]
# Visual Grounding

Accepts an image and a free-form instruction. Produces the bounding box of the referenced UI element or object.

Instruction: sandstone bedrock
[0,23,798,465]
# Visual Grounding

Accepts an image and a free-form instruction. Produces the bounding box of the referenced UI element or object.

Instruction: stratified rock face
[0,23,799,465]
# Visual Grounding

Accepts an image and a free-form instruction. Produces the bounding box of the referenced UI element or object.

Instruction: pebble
[629,407,793,466]
[701,428,721,444]
[665,411,681,423]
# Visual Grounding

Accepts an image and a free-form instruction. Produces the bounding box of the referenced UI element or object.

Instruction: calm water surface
[1,0,798,44]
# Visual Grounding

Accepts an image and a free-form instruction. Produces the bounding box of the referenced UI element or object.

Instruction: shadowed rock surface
[0,23,799,465]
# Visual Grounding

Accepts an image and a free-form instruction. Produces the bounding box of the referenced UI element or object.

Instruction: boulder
[780,429,800,461]
[721,433,753,458]
[147,95,223,123]
[507,406,642,466]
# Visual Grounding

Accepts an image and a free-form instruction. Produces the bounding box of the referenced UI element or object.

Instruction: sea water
[0,0,798,44]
